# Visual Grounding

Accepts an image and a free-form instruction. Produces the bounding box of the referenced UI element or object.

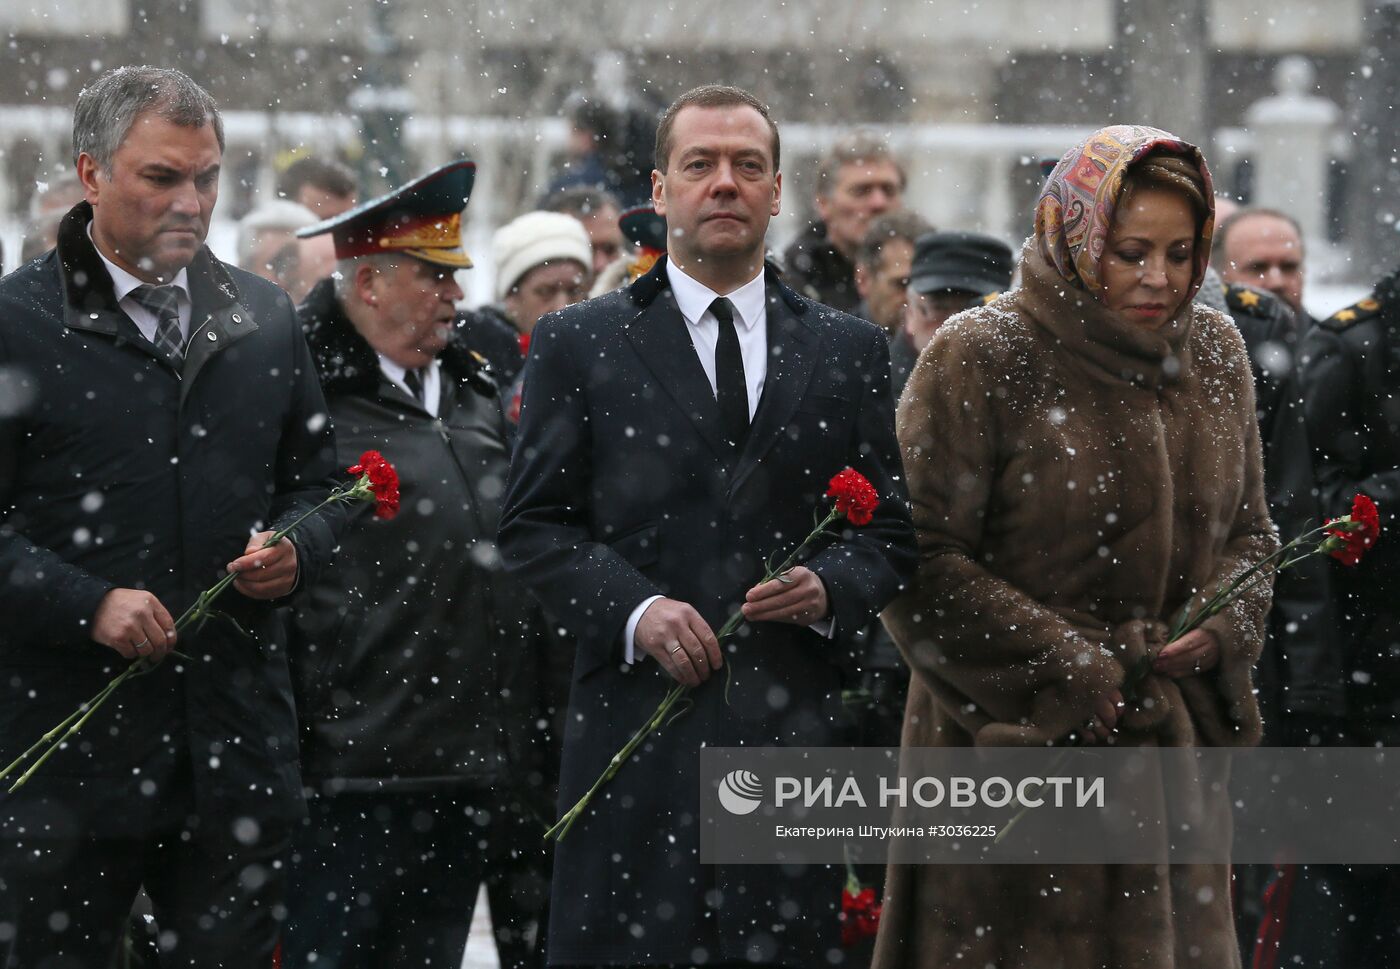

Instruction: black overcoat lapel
[623,261,733,461]
[730,279,821,495]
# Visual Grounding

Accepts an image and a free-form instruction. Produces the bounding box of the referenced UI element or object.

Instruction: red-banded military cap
[296,159,476,268]
[619,204,667,254]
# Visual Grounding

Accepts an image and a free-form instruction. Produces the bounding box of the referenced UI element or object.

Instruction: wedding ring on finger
[669,643,683,655]
[133,639,151,653]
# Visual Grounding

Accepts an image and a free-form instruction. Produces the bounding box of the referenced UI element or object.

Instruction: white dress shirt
[623,260,832,664]
[88,223,193,346]
[377,354,442,418]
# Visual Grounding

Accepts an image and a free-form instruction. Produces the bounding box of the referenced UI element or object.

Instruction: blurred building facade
[2,0,1392,299]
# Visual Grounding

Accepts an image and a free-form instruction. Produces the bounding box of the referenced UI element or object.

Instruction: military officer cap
[297,159,476,269]
[619,204,667,282]
[619,204,667,254]
[910,231,1014,298]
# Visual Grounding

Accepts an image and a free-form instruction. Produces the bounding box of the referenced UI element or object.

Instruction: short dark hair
[73,66,223,171]
[542,186,621,219]
[1212,207,1305,268]
[815,132,905,199]
[277,156,357,202]
[856,210,934,270]
[654,84,780,174]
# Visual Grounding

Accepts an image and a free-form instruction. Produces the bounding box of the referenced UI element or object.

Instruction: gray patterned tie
[129,284,186,366]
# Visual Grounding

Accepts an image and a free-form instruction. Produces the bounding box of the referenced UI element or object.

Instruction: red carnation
[347,450,401,520]
[1325,493,1380,567]
[518,331,532,357]
[840,884,882,946]
[826,467,880,527]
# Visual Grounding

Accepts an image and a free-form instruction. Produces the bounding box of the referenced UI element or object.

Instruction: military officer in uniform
[1253,271,1400,969]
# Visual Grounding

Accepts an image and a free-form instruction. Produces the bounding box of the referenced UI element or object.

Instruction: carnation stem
[3,481,371,794]
[544,505,847,842]
[7,661,143,792]
[999,528,1343,846]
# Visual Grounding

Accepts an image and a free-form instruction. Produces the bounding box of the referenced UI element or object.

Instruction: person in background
[278,155,359,219]
[1215,207,1311,327]
[237,198,320,293]
[290,230,339,304]
[20,172,88,264]
[890,230,1012,399]
[782,131,905,314]
[590,203,667,297]
[1192,271,1337,963]
[542,185,626,277]
[492,210,593,357]
[1256,267,1400,969]
[284,160,558,969]
[853,209,933,336]
[546,93,616,196]
[454,211,593,424]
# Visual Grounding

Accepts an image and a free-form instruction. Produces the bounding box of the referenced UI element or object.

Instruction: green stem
[5,484,367,793]
[545,505,848,842]
[1169,541,1324,642]
[0,670,130,783]
[8,661,144,792]
[1004,539,1334,845]
[546,681,690,841]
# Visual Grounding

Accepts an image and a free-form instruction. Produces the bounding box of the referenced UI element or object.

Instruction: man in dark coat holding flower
[0,67,346,968]
[282,162,560,969]
[499,84,916,968]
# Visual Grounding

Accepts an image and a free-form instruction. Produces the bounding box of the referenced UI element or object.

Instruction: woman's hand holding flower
[1153,628,1220,678]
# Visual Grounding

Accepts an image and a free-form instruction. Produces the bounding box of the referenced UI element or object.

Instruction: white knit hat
[492,211,593,301]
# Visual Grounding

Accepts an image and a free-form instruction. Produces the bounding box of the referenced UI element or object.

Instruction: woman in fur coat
[873,125,1278,969]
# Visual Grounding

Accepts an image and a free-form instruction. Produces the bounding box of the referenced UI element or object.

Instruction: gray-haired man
[0,66,346,968]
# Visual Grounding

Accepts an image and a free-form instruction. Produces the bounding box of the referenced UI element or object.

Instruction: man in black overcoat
[498,84,916,968]
[0,67,346,968]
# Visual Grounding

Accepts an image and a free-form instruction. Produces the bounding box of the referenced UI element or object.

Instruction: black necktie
[128,284,185,365]
[403,367,425,404]
[710,297,749,447]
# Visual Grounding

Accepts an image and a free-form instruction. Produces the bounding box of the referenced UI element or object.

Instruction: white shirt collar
[86,222,189,302]
[665,259,766,331]
[376,354,439,385]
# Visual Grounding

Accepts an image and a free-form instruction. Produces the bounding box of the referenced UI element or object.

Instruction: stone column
[1115,0,1209,147]
[1245,56,1340,246]
[1347,0,1400,282]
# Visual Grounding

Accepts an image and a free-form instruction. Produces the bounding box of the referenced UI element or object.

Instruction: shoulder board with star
[977,291,1002,306]
[1322,294,1384,331]
[463,348,499,396]
[1224,283,1269,314]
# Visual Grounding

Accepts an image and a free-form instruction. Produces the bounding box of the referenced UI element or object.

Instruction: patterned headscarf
[1035,124,1214,299]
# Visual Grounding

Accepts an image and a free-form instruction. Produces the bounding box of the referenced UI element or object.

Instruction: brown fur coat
[872,244,1278,969]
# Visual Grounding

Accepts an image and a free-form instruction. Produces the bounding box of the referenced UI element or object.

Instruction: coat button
[206,331,218,342]
[231,314,242,323]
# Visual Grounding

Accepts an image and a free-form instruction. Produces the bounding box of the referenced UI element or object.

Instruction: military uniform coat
[291,279,561,796]
[1299,272,1400,740]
